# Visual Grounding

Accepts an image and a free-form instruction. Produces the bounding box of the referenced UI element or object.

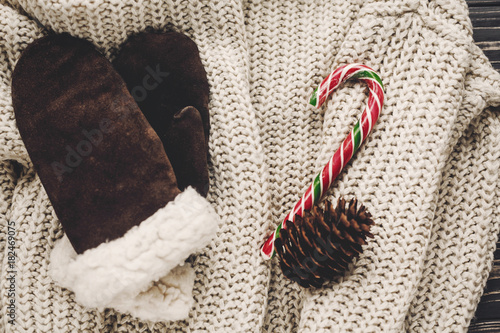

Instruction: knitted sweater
[1,0,499,332]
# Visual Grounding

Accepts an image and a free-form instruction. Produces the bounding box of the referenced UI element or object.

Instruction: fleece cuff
[49,187,219,322]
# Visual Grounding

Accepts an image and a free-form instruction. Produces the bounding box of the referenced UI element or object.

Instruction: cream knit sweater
[1,0,499,332]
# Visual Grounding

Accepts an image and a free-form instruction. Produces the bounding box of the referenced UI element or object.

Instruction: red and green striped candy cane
[261,63,385,260]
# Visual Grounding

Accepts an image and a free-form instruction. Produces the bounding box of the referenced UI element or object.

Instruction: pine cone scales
[275,198,375,288]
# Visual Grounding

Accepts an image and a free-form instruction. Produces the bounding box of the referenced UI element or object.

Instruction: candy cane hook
[261,63,385,260]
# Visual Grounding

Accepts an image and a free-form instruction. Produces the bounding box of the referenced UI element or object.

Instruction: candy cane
[261,63,385,260]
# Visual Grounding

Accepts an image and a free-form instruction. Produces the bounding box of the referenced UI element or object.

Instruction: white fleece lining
[49,187,219,322]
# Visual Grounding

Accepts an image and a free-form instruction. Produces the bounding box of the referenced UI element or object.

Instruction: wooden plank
[472,27,500,42]
[478,44,500,70]
[467,2,500,71]
[467,0,500,6]
[469,321,500,333]
[469,6,500,27]
[473,30,498,45]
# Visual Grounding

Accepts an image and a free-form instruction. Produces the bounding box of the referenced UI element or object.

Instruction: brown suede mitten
[112,31,210,196]
[12,33,218,322]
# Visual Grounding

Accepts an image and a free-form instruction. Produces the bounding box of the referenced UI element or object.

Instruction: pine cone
[275,198,375,288]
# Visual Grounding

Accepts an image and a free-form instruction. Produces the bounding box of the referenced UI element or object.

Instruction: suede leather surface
[164,106,209,196]
[113,32,210,196]
[12,33,181,254]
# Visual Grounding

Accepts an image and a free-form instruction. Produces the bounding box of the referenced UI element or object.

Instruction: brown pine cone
[275,198,375,288]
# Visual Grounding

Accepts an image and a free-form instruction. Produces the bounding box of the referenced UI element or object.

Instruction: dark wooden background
[467,1,500,332]
[468,0,500,71]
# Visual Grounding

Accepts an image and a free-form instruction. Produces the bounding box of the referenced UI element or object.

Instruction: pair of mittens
[11,32,218,322]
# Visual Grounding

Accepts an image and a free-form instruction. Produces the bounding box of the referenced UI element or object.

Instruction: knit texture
[0,0,499,332]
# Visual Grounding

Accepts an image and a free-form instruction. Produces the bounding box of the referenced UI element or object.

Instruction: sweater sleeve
[0,4,44,309]
[0,5,44,207]
[0,3,45,166]
[404,43,500,333]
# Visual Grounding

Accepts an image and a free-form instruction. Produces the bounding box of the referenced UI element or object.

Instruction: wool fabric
[0,0,499,332]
